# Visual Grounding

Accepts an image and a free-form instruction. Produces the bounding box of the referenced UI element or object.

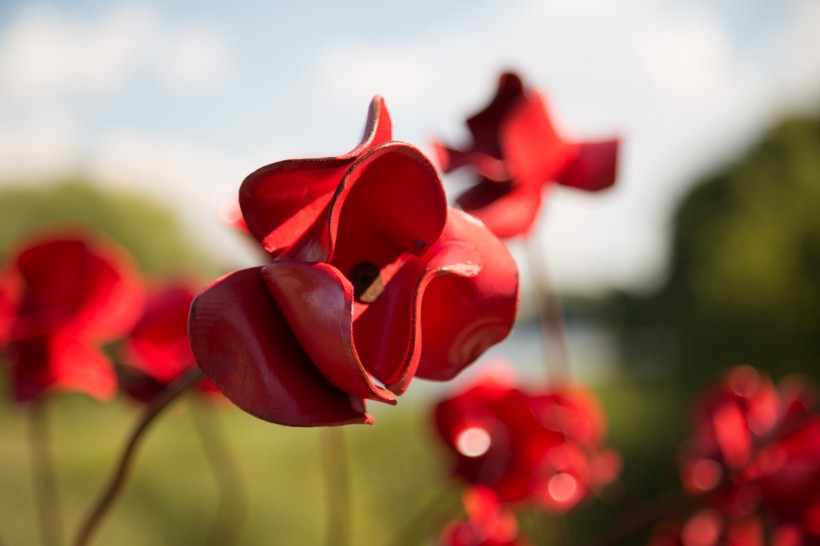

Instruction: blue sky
[1,0,819,292]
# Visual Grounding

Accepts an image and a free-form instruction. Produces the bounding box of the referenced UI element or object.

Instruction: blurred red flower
[0,233,143,402]
[433,366,620,512]
[119,282,217,403]
[440,486,530,546]
[662,365,820,546]
[189,97,519,427]
[434,72,619,239]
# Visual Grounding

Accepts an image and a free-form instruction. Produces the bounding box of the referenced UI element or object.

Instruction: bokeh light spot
[455,427,492,458]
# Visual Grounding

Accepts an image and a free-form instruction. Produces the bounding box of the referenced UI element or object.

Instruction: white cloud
[0,110,81,182]
[0,4,234,103]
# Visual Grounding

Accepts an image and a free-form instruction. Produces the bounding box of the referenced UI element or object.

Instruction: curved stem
[29,399,63,546]
[322,427,350,546]
[526,233,571,382]
[190,401,247,546]
[73,368,203,546]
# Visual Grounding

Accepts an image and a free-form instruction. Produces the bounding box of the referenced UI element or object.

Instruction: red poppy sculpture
[658,365,820,546]
[440,486,530,546]
[189,97,519,427]
[0,233,143,402]
[120,282,217,403]
[434,72,619,239]
[434,367,620,512]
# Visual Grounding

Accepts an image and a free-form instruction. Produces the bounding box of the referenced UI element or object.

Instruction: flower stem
[28,399,63,546]
[190,401,247,546]
[526,233,571,382]
[73,367,203,546]
[322,427,350,546]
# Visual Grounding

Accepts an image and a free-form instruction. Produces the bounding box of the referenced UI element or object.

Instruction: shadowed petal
[457,180,543,240]
[416,209,519,381]
[557,139,620,191]
[240,96,393,256]
[125,284,198,383]
[261,261,397,404]
[466,72,526,157]
[189,268,371,426]
[354,235,482,394]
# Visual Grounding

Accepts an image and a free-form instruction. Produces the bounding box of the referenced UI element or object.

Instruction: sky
[1,0,820,293]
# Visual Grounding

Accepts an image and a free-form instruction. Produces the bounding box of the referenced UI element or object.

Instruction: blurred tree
[0,179,219,279]
[616,115,820,385]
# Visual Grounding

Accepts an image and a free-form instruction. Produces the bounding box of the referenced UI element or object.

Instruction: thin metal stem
[29,399,63,546]
[190,401,247,546]
[526,233,571,382]
[322,427,350,546]
[73,368,203,546]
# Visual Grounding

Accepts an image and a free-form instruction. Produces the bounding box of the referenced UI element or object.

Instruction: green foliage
[618,115,820,383]
[0,179,219,279]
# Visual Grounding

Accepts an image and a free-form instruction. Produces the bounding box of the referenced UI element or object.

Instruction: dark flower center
[349,262,384,303]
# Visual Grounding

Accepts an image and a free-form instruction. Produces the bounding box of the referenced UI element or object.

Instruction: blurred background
[1,0,819,544]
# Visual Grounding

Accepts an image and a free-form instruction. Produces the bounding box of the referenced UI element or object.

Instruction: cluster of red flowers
[433,365,621,543]
[0,232,206,405]
[651,365,820,546]
[0,67,632,546]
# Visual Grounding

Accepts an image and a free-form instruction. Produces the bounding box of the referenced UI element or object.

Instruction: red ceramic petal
[326,142,447,269]
[10,333,116,402]
[415,208,519,380]
[557,139,620,191]
[500,92,572,187]
[457,179,544,239]
[125,283,197,383]
[12,235,143,342]
[189,267,372,426]
[466,72,526,158]
[353,235,482,394]
[432,140,509,181]
[261,261,397,404]
[239,96,392,255]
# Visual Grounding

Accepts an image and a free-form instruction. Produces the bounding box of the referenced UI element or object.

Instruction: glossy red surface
[189,97,519,426]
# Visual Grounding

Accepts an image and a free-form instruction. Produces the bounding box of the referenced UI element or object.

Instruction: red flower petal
[557,139,620,191]
[261,261,397,404]
[352,232,482,394]
[326,142,447,268]
[189,267,372,426]
[10,333,116,402]
[456,178,544,239]
[0,269,21,346]
[465,72,526,159]
[239,96,392,255]
[125,283,197,383]
[500,92,571,186]
[12,235,143,342]
[416,209,519,380]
